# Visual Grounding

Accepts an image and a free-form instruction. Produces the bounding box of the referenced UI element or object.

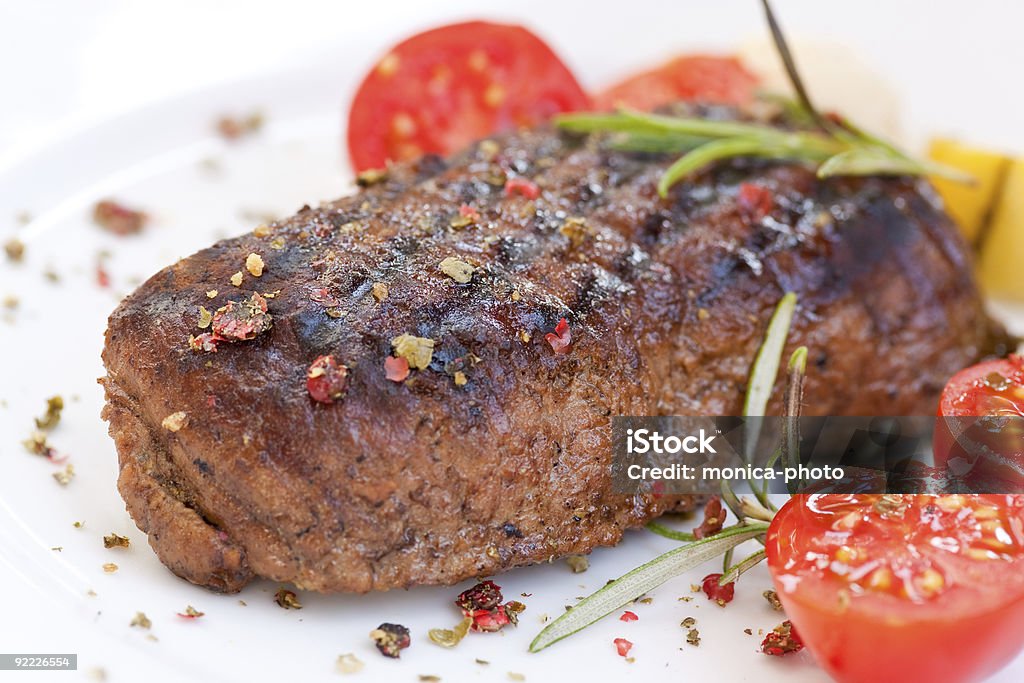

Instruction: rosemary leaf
[556,107,973,193]
[607,132,708,154]
[618,109,775,139]
[784,346,809,493]
[719,479,745,522]
[645,521,696,542]
[743,292,798,418]
[818,147,973,183]
[529,524,768,653]
[658,138,776,197]
[719,548,768,585]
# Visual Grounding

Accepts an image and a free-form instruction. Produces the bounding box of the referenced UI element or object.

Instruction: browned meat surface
[101,103,1002,594]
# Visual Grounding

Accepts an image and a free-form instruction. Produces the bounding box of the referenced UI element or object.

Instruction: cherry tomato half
[347,21,590,171]
[766,494,1024,683]
[935,355,1024,493]
[593,55,757,111]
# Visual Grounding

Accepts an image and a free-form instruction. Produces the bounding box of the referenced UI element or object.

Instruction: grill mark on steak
[103,103,1006,594]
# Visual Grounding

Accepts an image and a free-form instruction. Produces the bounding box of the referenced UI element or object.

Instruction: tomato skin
[935,356,1024,492]
[347,21,590,171]
[593,55,757,111]
[766,494,1024,683]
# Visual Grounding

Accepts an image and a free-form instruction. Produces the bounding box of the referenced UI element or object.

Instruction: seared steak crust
[102,105,998,593]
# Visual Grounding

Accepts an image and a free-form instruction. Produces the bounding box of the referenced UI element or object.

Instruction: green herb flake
[34,395,64,430]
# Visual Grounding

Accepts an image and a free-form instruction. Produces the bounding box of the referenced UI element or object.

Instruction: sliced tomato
[593,55,757,111]
[347,21,590,171]
[766,494,1024,683]
[935,355,1024,492]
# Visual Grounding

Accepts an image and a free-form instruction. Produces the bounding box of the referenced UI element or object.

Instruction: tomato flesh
[766,494,1024,683]
[593,55,757,111]
[935,356,1024,492]
[347,21,590,171]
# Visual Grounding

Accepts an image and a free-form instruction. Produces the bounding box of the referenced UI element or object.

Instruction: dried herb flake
[34,396,64,430]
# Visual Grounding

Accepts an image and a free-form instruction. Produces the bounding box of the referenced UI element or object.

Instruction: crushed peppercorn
[209,292,272,342]
[53,464,75,487]
[197,306,213,329]
[23,431,63,461]
[216,112,263,140]
[545,318,572,355]
[451,203,480,228]
[391,334,435,370]
[4,237,25,262]
[693,496,725,539]
[613,637,633,657]
[701,573,735,606]
[306,355,348,404]
[274,587,302,609]
[439,257,475,284]
[245,253,265,277]
[737,182,774,221]
[130,612,151,629]
[103,533,130,549]
[161,411,188,432]
[566,555,589,573]
[761,620,803,656]
[93,200,148,235]
[455,580,524,632]
[504,177,540,199]
[356,168,388,187]
[559,217,588,247]
[336,653,364,674]
[763,589,783,611]
[384,356,410,382]
[370,623,411,658]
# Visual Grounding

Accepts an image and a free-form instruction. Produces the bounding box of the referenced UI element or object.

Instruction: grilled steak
[101,103,1001,594]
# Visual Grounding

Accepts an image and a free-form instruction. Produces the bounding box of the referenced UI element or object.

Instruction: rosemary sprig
[645,520,696,543]
[758,0,829,133]
[530,291,801,653]
[555,0,972,197]
[556,109,972,198]
[720,548,768,586]
[528,523,769,653]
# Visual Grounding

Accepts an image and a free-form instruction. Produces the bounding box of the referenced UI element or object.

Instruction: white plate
[2,2,1024,682]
